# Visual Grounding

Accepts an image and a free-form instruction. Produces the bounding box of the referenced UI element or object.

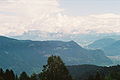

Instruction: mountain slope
[87,38,116,49]
[0,36,112,74]
[103,40,120,56]
[13,30,120,46]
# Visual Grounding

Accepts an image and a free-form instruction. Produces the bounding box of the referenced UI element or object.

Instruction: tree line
[87,71,120,80]
[0,55,73,80]
[87,65,120,80]
[0,55,120,80]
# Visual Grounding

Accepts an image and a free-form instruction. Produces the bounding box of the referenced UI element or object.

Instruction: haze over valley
[0,0,120,80]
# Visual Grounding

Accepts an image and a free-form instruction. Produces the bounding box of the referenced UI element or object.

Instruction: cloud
[0,0,120,36]
[0,0,63,35]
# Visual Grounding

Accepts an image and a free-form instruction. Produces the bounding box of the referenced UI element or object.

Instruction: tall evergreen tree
[87,75,95,80]
[105,74,113,80]
[15,75,19,80]
[5,69,15,80]
[10,70,15,80]
[94,72,102,80]
[30,73,37,80]
[39,55,73,80]
[19,72,30,80]
[0,68,4,80]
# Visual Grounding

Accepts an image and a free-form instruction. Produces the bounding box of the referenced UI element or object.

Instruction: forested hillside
[0,56,120,80]
[0,36,112,74]
[68,65,120,80]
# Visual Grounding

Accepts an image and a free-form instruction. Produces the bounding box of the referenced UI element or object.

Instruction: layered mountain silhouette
[87,38,116,49]
[0,36,112,74]
[13,30,120,46]
[87,38,120,56]
[103,40,120,56]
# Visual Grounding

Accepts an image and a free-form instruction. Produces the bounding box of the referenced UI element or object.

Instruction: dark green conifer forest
[0,56,73,80]
[0,56,120,80]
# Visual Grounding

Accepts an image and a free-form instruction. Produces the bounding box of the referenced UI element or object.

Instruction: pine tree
[0,68,4,80]
[88,75,95,80]
[104,74,113,80]
[10,70,15,80]
[19,72,30,80]
[30,73,37,80]
[15,75,19,80]
[5,69,15,80]
[94,72,102,80]
[39,55,73,80]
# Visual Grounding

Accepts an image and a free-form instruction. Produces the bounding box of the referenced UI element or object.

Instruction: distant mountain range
[87,38,116,49]
[12,30,120,46]
[87,38,120,56]
[0,36,112,74]
[108,56,120,65]
[103,40,120,56]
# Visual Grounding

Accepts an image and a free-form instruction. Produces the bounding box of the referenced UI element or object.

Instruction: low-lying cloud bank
[0,0,120,36]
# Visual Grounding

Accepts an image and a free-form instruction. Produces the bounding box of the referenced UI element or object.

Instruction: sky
[60,0,120,16]
[0,0,120,36]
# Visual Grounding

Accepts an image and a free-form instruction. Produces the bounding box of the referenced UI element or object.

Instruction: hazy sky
[60,0,120,16]
[0,0,120,36]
